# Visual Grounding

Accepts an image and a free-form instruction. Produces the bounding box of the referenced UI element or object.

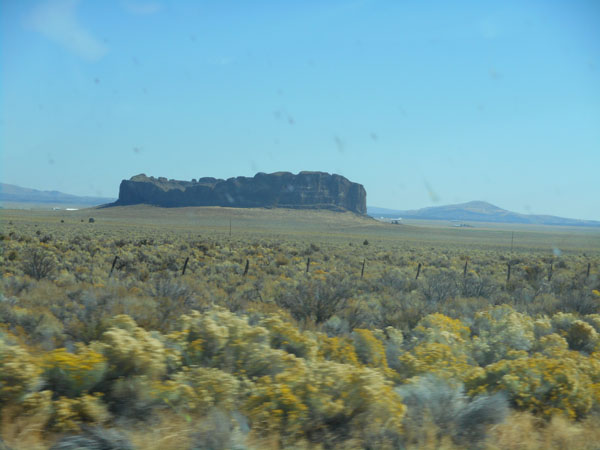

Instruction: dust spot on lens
[424,180,441,203]
[489,68,502,80]
[334,136,345,154]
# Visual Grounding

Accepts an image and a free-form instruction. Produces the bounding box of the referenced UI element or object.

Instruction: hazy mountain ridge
[0,183,115,206]
[368,201,600,227]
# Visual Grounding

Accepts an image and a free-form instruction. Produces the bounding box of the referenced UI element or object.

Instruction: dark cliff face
[115,172,367,214]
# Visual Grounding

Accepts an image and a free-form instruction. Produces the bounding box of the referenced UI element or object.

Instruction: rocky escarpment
[114,172,367,214]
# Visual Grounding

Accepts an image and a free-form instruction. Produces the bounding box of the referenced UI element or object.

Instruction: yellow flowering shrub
[471,305,535,365]
[20,389,53,421]
[398,314,477,382]
[533,317,553,339]
[317,334,360,366]
[352,328,388,369]
[50,393,110,431]
[551,312,579,336]
[535,333,569,354]
[96,315,167,379]
[0,332,42,404]
[585,314,600,333]
[69,393,111,425]
[467,351,599,419]
[412,313,470,346]
[245,368,309,440]
[156,366,240,414]
[171,308,263,364]
[2,213,600,448]
[245,359,405,446]
[381,326,404,347]
[566,320,598,352]
[18,390,110,432]
[398,342,480,382]
[44,344,107,397]
[169,308,299,378]
[261,315,317,360]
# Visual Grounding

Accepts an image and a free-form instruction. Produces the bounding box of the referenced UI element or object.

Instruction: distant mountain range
[2,183,597,227]
[367,201,600,227]
[0,183,115,207]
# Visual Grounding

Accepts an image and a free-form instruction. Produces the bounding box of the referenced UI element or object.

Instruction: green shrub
[22,246,56,280]
[397,375,508,447]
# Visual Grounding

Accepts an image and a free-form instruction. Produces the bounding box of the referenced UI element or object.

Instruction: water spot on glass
[489,68,502,80]
[424,180,441,203]
[334,136,345,154]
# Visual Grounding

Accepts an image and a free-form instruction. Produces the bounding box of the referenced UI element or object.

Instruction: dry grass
[126,413,194,450]
[487,412,600,450]
[2,205,599,252]
[1,406,49,450]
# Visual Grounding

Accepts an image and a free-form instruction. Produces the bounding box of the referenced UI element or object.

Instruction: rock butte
[113,171,367,214]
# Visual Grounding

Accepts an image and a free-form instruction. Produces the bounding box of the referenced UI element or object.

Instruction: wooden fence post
[463,258,468,278]
[587,262,591,278]
[243,259,249,276]
[182,257,189,276]
[506,263,511,283]
[361,259,365,279]
[547,262,553,282]
[109,256,119,278]
[306,257,310,273]
[415,263,422,280]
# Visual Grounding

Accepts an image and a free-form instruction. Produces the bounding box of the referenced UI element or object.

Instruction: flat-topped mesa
[115,171,367,214]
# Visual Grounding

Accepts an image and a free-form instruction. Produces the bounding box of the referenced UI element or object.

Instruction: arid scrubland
[1,208,600,449]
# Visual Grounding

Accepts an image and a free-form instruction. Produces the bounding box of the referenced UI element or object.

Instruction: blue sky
[1,0,599,219]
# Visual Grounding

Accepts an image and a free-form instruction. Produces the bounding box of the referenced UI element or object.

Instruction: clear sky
[1,0,599,219]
